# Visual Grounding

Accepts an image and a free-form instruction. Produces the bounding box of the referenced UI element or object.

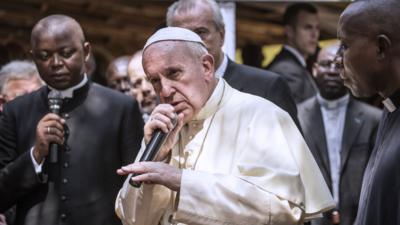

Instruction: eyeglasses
[316,59,343,71]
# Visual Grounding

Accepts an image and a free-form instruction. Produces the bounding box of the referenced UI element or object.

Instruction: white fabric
[317,93,350,203]
[284,45,307,68]
[143,27,206,51]
[30,147,44,173]
[116,79,334,225]
[214,54,228,79]
[48,74,88,99]
[382,98,397,112]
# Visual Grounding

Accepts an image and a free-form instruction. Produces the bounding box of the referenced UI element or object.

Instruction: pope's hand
[144,104,184,161]
[117,162,182,191]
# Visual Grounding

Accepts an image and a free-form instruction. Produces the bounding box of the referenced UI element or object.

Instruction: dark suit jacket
[267,47,317,104]
[224,58,300,128]
[298,96,381,225]
[0,82,144,225]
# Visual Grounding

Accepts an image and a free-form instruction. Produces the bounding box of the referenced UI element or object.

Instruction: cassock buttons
[62,178,68,184]
[61,195,67,201]
[61,213,67,220]
[63,162,69,168]
[62,113,70,119]
[189,135,193,140]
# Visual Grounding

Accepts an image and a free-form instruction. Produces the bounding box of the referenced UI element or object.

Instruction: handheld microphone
[48,91,63,163]
[129,114,178,187]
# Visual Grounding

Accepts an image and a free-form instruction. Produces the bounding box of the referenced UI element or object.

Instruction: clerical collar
[316,93,350,110]
[215,53,228,79]
[284,45,307,68]
[194,78,225,121]
[382,89,400,113]
[48,74,88,99]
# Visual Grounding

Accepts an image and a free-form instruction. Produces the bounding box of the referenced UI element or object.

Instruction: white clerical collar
[48,74,88,99]
[284,45,307,68]
[382,98,396,113]
[215,53,228,79]
[194,78,225,121]
[316,93,350,110]
[382,89,400,113]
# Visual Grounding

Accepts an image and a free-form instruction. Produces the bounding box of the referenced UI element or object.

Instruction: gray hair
[166,0,225,32]
[0,60,42,94]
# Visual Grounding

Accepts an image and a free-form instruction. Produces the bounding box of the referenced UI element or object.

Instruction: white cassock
[115,78,335,225]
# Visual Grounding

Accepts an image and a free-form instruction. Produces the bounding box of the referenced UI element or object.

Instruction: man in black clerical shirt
[0,15,143,225]
[338,1,400,224]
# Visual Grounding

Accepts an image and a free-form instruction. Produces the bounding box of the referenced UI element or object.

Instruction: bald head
[338,0,400,98]
[31,14,85,48]
[339,0,400,41]
[106,55,133,94]
[317,42,340,63]
[30,14,90,90]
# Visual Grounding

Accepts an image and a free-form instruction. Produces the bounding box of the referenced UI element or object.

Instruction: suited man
[267,3,319,104]
[166,0,300,127]
[298,43,381,225]
[0,15,144,225]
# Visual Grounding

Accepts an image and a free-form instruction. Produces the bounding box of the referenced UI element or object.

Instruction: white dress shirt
[214,54,228,79]
[115,79,335,225]
[317,93,350,203]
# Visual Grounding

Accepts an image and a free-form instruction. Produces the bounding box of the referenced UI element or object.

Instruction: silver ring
[47,126,51,134]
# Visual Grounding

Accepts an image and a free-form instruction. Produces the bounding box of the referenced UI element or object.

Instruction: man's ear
[218,26,225,47]
[83,42,91,62]
[29,49,34,59]
[312,63,319,79]
[285,25,294,41]
[202,53,215,80]
[377,34,391,60]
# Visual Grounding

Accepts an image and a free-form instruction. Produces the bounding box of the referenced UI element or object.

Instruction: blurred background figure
[241,42,264,69]
[0,60,43,113]
[128,50,157,122]
[105,55,133,95]
[298,43,381,225]
[267,3,320,103]
[85,51,97,78]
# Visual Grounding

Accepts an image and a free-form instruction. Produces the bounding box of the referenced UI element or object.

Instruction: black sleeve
[0,104,42,212]
[266,76,302,132]
[119,99,144,166]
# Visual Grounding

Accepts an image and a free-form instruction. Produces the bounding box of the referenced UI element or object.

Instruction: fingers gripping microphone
[48,91,63,163]
[129,114,178,187]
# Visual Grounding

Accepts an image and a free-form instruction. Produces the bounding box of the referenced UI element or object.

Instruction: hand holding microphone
[123,104,184,188]
[48,92,63,163]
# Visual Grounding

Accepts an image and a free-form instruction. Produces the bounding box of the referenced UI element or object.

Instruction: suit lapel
[340,98,363,173]
[307,99,331,178]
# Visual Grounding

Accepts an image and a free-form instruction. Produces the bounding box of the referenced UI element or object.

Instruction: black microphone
[129,114,178,188]
[48,91,63,163]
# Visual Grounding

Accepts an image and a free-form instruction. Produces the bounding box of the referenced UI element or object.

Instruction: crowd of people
[1,0,399,225]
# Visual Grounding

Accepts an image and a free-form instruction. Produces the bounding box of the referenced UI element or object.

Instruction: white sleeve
[30,147,44,174]
[174,170,303,225]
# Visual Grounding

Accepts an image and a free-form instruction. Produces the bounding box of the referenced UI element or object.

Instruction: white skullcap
[143,27,206,51]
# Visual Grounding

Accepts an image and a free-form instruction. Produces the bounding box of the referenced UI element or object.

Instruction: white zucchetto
[143,27,206,51]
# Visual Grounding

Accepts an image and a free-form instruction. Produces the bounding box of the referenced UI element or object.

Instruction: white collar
[284,45,307,68]
[215,53,228,79]
[48,74,88,99]
[194,78,225,121]
[382,98,397,113]
[316,93,350,110]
